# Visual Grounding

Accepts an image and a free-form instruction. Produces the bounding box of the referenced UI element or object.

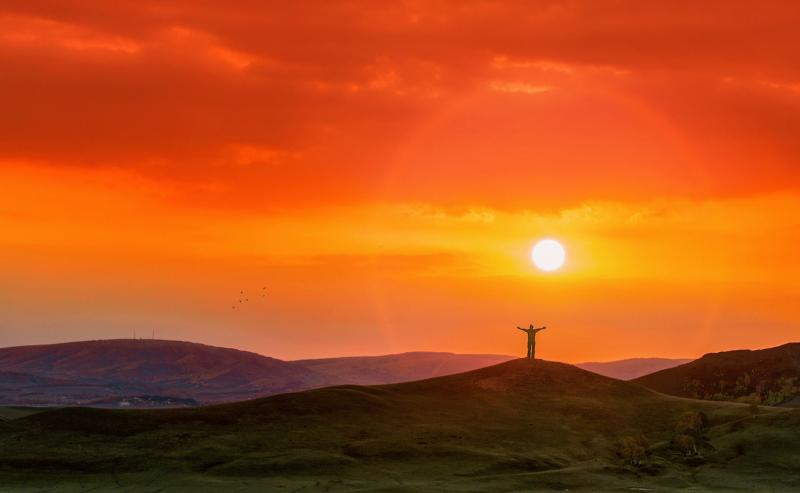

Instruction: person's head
[529,323,534,329]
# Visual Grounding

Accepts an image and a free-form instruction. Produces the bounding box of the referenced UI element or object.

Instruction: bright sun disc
[531,239,566,272]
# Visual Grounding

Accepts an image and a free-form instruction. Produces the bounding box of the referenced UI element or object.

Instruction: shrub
[672,433,697,456]
[682,379,703,399]
[733,372,752,395]
[674,411,707,439]
[617,435,649,466]
[735,394,761,405]
[764,377,799,406]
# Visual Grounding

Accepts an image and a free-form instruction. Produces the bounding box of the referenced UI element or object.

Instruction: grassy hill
[0,358,797,491]
[0,406,43,421]
[576,357,693,380]
[634,343,800,405]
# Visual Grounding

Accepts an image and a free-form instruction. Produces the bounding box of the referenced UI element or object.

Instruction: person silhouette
[516,323,547,359]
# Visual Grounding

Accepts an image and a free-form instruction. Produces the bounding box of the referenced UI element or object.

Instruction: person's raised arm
[516,326,527,332]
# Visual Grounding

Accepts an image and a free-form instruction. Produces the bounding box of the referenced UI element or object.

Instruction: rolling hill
[576,357,693,380]
[1,358,797,491]
[0,339,332,405]
[634,343,800,406]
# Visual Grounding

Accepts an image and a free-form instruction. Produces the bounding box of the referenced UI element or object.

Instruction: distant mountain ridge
[0,339,332,406]
[294,351,516,385]
[575,357,693,380]
[634,343,800,406]
[0,340,515,407]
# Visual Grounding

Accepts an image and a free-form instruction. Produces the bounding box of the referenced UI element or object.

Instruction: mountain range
[0,340,328,406]
[0,340,517,406]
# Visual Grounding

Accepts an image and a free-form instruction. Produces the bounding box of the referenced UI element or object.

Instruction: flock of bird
[232,286,267,309]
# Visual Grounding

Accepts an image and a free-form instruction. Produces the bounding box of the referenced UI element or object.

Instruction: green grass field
[1,359,798,492]
[0,407,44,422]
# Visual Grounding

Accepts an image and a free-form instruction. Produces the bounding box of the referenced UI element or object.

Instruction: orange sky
[1,1,799,361]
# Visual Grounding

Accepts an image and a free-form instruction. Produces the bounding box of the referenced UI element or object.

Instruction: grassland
[0,359,797,492]
[0,407,43,422]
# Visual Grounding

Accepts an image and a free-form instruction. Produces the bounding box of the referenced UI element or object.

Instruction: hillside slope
[634,343,800,405]
[576,357,693,380]
[0,339,331,405]
[293,351,515,385]
[1,358,797,491]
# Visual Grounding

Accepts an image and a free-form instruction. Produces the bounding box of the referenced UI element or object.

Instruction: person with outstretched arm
[516,324,547,359]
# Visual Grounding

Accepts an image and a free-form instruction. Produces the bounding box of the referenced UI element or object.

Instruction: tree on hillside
[675,410,707,438]
[682,378,703,399]
[764,376,799,406]
[672,434,697,456]
[734,372,752,395]
[617,435,649,466]
[671,410,707,456]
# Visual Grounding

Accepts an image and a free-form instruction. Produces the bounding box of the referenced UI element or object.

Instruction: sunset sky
[1,1,799,362]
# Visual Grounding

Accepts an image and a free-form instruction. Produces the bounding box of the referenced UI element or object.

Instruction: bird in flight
[231,286,268,309]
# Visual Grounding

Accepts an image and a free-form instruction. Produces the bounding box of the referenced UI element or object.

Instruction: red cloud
[1,1,799,209]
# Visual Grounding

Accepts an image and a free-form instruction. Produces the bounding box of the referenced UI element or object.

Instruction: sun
[531,239,566,272]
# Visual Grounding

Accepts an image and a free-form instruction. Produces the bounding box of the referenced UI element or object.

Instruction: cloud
[489,81,551,94]
[1,1,799,210]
